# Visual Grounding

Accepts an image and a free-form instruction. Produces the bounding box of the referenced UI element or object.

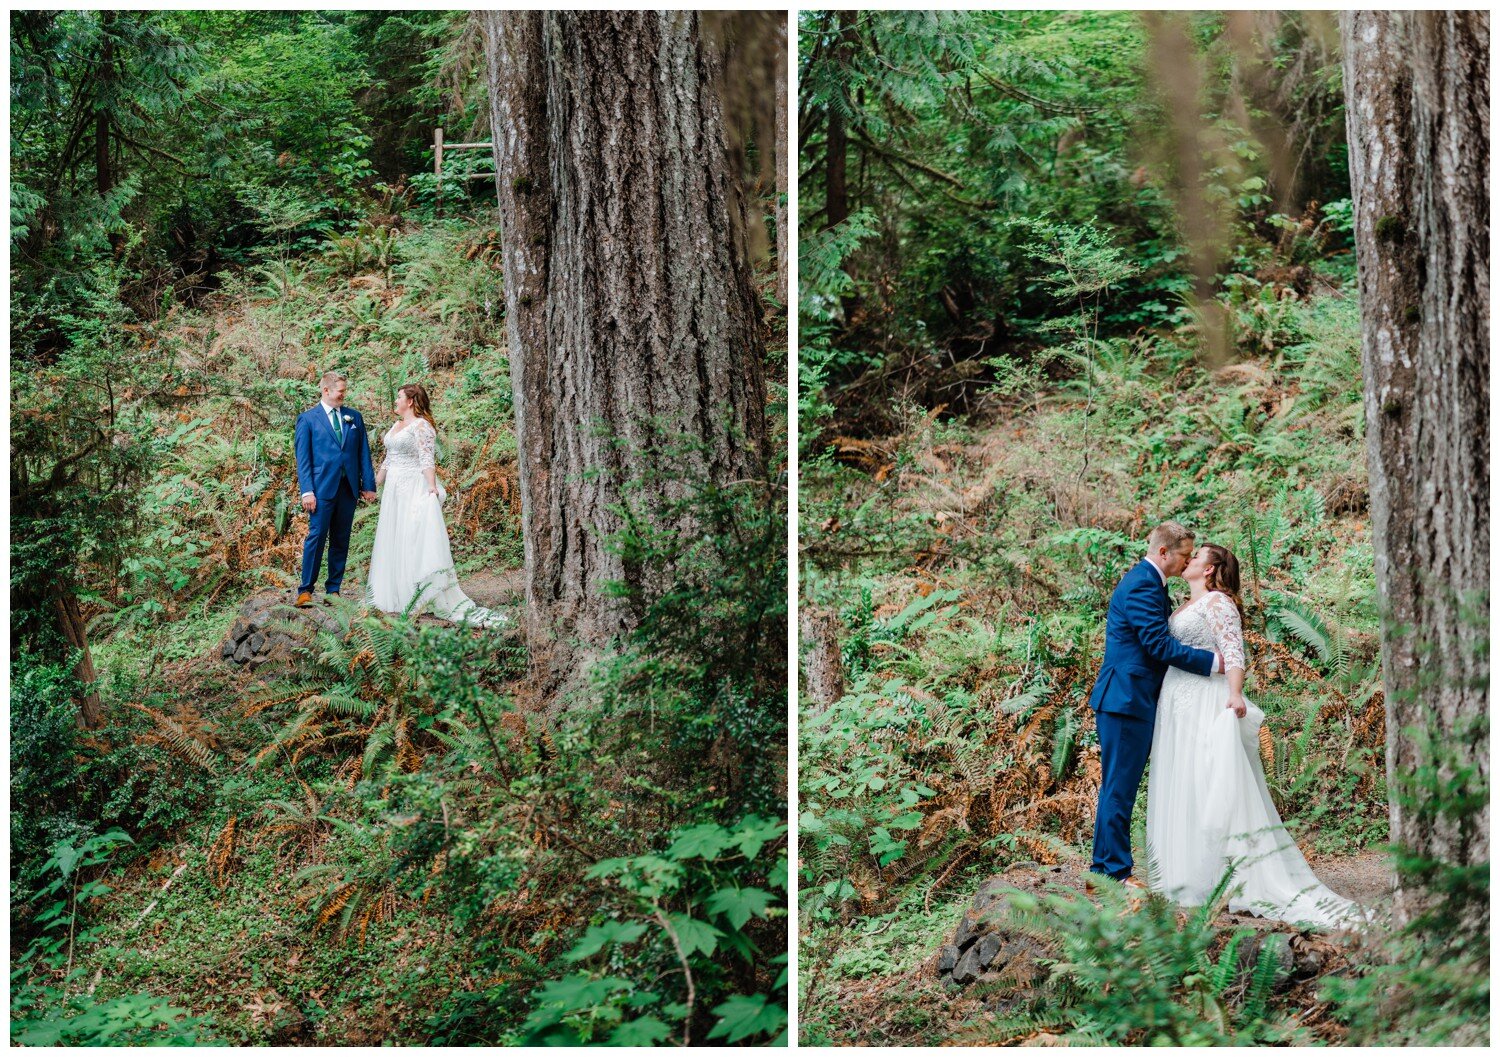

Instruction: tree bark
[95,12,115,199]
[799,609,845,711]
[775,38,789,310]
[53,588,104,729]
[1342,10,1489,927]
[823,11,856,229]
[483,11,770,697]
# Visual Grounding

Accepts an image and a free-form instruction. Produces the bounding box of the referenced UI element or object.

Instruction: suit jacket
[295,403,377,500]
[1088,559,1216,719]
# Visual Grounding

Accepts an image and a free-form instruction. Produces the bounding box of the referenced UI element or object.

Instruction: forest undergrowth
[13,204,789,1047]
[797,274,1390,1043]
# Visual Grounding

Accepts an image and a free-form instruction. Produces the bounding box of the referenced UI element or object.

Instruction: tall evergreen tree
[482,11,769,695]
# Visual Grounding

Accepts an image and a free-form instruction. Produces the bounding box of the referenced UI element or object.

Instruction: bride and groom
[1088,521,1358,929]
[293,371,503,627]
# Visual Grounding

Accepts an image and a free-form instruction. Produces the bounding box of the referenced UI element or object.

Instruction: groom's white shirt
[302,400,344,501]
[1144,556,1223,673]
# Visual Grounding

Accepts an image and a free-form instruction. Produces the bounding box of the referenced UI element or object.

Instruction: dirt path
[1306,847,1395,907]
[318,567,523,615]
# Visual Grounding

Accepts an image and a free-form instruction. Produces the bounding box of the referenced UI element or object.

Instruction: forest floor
[805,840,1393,1047]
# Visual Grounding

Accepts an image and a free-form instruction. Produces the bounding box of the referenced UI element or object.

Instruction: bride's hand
[1226,692,1248,718]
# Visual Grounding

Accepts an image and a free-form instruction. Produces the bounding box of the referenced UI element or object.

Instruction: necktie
[329,407,343,443]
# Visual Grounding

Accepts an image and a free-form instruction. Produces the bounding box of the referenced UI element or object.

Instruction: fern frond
[1242,934,1287,1022]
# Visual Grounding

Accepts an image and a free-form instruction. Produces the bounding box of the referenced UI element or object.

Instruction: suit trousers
[1091,708,1154,879]
[300,479,357,594]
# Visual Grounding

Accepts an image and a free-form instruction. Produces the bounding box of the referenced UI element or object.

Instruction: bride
[1145,542,1360,929]
[366,383,505,628]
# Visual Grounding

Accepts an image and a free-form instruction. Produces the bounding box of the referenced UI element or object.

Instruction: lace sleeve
[417,419,436,472]
[1203,593,1246,671]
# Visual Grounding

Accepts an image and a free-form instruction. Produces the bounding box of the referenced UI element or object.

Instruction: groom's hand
[301,493,316,513]
[360,490,377,502]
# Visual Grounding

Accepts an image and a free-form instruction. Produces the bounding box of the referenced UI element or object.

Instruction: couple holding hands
[291,371,502,629]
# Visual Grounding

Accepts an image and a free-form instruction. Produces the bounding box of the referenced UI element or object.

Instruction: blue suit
[1088,559,1216,879]
[295,403,377,595]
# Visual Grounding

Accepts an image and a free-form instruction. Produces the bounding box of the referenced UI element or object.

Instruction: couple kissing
[1087,521,1360,929]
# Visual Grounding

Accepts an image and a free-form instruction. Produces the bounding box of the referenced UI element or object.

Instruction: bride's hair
[399,383,437,432]
[1201,543,1245,617]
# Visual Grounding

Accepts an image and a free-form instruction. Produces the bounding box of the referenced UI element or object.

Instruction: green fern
[1242,935,1287,1023]
[1050,708,1079,780]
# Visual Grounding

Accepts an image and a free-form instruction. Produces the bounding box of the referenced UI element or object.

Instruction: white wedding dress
[366,418,505,628]
[1145,591,1361,929]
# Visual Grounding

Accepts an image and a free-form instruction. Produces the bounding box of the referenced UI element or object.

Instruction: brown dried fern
[207,816,238,888]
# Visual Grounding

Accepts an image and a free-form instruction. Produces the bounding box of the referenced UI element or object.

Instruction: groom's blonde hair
[1147,520,1194,554]
[320,370,347,390]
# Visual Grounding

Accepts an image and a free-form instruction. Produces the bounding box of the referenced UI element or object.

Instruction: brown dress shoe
[295,591,313,608]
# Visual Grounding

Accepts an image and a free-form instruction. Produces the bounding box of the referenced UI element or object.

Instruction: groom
[294,371,377,608]
[1087,521,1222,888]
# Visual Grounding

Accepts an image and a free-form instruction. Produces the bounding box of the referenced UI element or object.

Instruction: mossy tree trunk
[483,11,769,696]
[1342,10,1489,927]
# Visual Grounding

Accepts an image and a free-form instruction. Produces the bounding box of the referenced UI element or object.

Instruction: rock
[975,933,1004,969]
[1234,932,1296,992]
[973,878,1011,910]
[218,589,342,673]
[1288,934,1334,978]
[951,945,983,986]
[936,944,959,974]
[951,909,988,951]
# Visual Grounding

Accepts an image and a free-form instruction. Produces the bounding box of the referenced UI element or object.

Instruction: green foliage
[989,873,1306,1045]
[11,828,220,1045]
[517,815,788,1045]
[254,606,520,780]
[1321,705,1488,1045]
[10,653,90,876]
[598,427,788,817]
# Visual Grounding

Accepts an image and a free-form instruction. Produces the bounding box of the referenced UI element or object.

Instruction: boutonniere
[342,414,355,426]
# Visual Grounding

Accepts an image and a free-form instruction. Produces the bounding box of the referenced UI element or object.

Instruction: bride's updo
[400,383,437,432]
[1201,543,1245,617]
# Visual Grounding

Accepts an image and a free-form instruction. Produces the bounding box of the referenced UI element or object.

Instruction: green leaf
[666,823,733,861]
[706,994,788,1044]
[519,974,632,1038]
[704,887,775,930]
[665,913,722,958]
[51,842,82,878]
[564,920,649,962]
[609,1016,671,1046]
[731,815,788,860]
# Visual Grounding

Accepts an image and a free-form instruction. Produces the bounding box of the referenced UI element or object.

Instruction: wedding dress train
[366,418,504,628]
[1145,592,1361,929]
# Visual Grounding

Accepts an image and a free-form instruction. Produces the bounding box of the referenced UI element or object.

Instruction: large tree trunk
[53,588,104,729]
[823,11,855,229]
[1342,10,1489,928]
[483,11,769,696]
[95,13,114,199]
[775,38,789,310]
